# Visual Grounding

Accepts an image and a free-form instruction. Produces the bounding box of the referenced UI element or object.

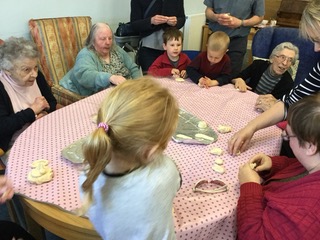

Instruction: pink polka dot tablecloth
[7,78,281,240]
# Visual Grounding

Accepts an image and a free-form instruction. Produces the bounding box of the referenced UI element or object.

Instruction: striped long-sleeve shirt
[282,61,320,108]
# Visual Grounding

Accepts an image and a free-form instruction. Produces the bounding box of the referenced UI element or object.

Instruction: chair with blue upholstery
[251,27,320,86]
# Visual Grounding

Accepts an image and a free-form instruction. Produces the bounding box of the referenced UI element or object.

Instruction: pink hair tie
[98,122,109,132]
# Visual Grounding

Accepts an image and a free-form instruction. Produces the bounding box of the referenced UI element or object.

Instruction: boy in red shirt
[148,28,191,79]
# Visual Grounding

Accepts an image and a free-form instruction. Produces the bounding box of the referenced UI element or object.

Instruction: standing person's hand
[110,75,126,86]
[217,13,242,29]
[151,15,168,25]
[30,96,50,115]
[0,176,14,204]
[167,16,177,26]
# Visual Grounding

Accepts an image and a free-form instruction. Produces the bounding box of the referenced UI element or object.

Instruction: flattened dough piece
[195,133,214,141]
[214,158,224,165]
[217,125,232,133]
[176,134,193,140]
[28,159,53,185]
[210,147,223,156]
[212,164,225,174]
[175,77,185,82]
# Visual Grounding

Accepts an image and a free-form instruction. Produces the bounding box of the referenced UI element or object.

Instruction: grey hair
[85,22,116,51]
[269,42,299,65]
[0,37,39,71]
[300,0,320,40]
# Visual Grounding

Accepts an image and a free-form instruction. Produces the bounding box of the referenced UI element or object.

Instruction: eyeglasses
[192,179,228,194]
[281,130,297,141]
[275,55,294,64]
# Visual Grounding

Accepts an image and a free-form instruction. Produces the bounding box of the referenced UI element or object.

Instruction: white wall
[0,0,205,40]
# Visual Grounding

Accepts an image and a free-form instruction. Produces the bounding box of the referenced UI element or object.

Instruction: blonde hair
[300,0,320,40]
[207,31,230,52]
[80,77,179,211]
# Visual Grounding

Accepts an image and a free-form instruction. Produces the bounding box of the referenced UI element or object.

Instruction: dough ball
[210,147,223,156]
[198,121,207,129]
[217,125,232,133]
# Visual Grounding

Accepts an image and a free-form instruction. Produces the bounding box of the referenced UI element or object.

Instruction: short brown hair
[207,31,230,52]
[287,93,320,152]
[163,27,183,44]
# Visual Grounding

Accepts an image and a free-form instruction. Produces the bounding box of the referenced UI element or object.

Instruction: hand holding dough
[27,159,53,184]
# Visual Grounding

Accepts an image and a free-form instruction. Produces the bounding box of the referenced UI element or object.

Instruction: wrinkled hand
[151,15,168,25]
[0,176,14,204]
[110,75,126,86]
[238,162,261,185]
[30,96,50,115]
[217,13,241,29]
[248,153,272,172]
[255,94,277,112]
[228,125,255,156]
[233,78,252,92]
[36,111,48,120]
[167,16,177,26]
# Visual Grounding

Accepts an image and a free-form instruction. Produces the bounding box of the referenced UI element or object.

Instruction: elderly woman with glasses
[228,0,320,157]
[232,42,298,111]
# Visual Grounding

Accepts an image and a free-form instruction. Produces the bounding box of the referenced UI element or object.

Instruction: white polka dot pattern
[6,79,281,240]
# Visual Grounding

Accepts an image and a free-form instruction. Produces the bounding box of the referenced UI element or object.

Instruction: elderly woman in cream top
[60,22,142,96]
[0,37,59,163]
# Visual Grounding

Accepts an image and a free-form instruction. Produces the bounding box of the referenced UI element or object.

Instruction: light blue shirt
[203,0,265,37]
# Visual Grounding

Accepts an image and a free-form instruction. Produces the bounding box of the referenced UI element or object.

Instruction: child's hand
[180,70,187,79]
[171,68,180,78]
[198,77,208,88]
[205,77,219,87]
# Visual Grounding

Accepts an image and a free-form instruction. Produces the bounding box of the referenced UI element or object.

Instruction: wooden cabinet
[276,0,311,28]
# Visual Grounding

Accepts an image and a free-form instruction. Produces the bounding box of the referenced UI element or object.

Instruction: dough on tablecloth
[198,121,207,129]
[212,164,225,174]
[214,158,224,165]
[176,134,192,140]
[217,125,232,133]
[195,133,214,141]
[27,159,53,184]
[175,77,184,82]
[210,147,223,156]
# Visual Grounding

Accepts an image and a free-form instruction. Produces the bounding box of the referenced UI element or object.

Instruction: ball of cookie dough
[198,121,207,129]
